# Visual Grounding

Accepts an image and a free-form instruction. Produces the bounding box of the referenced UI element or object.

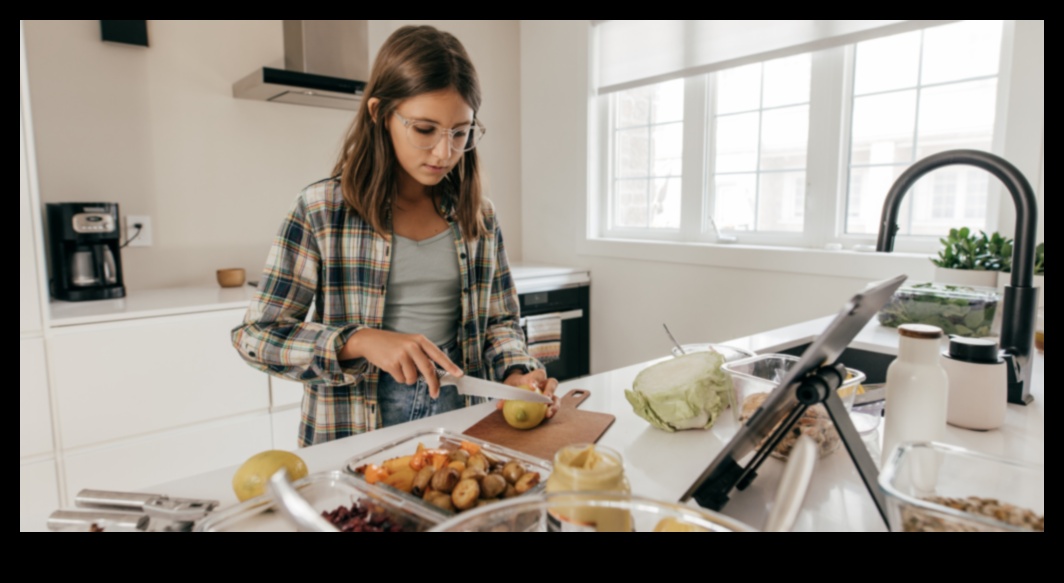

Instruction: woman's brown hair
[333,25,487,240]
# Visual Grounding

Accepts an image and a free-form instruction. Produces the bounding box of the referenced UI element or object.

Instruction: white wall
[520,21,1045,374]
[22,20,523,292]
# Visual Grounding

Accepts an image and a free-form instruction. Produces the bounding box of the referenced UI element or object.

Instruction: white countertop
[47,264,588,328]
[49,286,258,327]
[146,315,1044,532]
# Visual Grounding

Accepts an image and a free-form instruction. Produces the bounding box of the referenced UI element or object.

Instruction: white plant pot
[934,267,998,289]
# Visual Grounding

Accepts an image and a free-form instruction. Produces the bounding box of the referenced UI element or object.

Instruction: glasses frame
[393,111,486,154]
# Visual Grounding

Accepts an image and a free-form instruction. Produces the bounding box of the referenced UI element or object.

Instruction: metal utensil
[763,436,817,533]
[438,372,554,404]
[663,324,686,355]
[267,470,337,533]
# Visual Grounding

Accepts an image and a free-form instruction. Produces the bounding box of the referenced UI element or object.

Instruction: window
[597,20,1010,251]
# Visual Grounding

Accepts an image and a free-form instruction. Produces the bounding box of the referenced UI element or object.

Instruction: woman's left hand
[498,369,561,419]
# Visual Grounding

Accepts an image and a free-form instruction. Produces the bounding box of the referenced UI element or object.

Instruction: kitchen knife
[439,372,554,404]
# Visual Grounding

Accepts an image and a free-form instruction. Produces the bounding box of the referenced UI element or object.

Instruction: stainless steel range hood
[233,20,369,111]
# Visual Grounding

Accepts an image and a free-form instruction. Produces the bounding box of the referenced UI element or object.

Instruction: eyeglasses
[393,112,486,153]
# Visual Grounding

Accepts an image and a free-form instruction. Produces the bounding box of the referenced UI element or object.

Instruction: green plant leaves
[931,227,1015,272]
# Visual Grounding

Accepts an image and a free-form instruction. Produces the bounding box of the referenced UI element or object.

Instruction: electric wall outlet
[125,215,153,247]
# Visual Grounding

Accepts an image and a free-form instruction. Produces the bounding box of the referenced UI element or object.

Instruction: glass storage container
[877,282,1000,338]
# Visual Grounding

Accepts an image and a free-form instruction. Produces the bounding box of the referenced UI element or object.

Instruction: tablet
[681,274,907,519]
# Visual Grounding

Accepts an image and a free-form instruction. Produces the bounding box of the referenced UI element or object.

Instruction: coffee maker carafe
[47,203,126,302]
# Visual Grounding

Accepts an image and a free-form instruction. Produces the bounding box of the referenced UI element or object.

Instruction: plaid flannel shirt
[232,179,540,447]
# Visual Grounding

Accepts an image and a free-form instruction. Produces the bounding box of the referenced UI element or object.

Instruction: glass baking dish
[195,471,439,532]
[343,429,553,521]
[880,442,1044,533]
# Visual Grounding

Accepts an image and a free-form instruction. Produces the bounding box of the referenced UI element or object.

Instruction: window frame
[593,21,1017,256]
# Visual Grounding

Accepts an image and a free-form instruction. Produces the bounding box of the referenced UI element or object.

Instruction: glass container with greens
[878,283,1000,338]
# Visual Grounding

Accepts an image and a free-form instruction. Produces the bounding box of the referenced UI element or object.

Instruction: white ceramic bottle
[882,324,950,468]
[942,337,1008,431]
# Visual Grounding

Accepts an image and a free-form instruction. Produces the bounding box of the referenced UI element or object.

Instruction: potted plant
[933,228,1001,288]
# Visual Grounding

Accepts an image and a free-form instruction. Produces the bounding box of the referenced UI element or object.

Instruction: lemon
[654,518,708,533]
[232,450,309,502]
[502,386,549,431]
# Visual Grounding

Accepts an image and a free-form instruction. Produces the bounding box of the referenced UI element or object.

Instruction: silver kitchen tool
[763,436,817,533]
[72,489,219,532]
[267,470,338,533]
[47,510,150,532]
[438,372,554,404]
[663,324,686,355]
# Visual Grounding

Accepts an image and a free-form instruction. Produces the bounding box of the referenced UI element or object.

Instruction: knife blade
[439,372,554,404]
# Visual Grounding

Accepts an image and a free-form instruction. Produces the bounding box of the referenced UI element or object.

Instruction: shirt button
[460,253,468,260]
[249,351,257,358]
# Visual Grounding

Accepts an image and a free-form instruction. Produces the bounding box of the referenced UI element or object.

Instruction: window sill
[577,236,936,282]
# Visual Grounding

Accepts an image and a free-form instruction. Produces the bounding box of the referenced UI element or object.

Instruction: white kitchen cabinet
[20,104,41,335]
[20,338,53,459]
[271,377,305,409]
[64,414,272,505]
[49,310,270,449]
[20,459,59,533]
[271,407,302,452]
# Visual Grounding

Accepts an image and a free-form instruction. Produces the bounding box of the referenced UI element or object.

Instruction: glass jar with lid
[545,444,631,532]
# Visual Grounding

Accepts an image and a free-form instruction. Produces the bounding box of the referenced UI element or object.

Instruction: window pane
[652,123,684,176]
[761,106,809,171]
[916,79,997,159]
[851,91,917,166]
[717,63,761,114]
[616,128,649,179]
[854,31,922,95]
[651,79,686,124]
[759,172,806,233]
[649,177,682,229]
[922,20,1003,85]
[763,54,811,109]
[846,165,907,235]
[614,179,648,228]
[714,174,757,232]
[715,112,760,173]
[907,168,990,236]
[615,87,651,129]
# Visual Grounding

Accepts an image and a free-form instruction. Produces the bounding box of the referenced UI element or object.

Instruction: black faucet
[877,149,1038,406]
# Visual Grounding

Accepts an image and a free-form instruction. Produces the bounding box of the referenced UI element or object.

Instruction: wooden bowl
[217,268,247,289]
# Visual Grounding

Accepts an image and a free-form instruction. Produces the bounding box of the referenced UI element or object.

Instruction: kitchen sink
[769,344,895,385]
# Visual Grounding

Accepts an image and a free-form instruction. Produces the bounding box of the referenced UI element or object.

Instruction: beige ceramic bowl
[217,268,246,288]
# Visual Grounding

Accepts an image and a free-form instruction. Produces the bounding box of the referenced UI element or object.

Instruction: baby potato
[449,449,471,464]
[431,467,461,495]
[412,467,435,497]
[452,479,481,511]
[467,454,491,474]
[503,485,519,499]
[514,472,541,495]
[480,474,508,500]
[502,462,525,485]
[461,468,487,483]
[426,492,455,513]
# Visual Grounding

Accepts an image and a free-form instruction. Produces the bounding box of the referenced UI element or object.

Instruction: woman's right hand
[341,329,463,399]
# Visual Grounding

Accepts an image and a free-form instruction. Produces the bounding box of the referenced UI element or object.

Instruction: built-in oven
[512,266,590,383]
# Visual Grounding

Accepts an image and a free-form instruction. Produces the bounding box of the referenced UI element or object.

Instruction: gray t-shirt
[382,230,461,346]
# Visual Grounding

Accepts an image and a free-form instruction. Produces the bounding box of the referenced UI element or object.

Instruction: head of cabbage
[625,352,734,432]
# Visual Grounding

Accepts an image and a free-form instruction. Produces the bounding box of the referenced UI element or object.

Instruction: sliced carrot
[363,464,390,485]
[431,454,450,472]
[460,441,482,456]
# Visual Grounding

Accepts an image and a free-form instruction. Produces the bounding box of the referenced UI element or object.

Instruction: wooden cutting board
[463,390,616,462]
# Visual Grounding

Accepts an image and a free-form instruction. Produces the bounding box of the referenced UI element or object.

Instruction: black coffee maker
[47,203,126,302]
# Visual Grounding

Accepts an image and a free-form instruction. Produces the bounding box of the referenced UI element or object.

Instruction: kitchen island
[150,316,1045,533]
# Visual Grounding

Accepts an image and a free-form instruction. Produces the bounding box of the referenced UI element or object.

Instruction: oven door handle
[520,310,584,328]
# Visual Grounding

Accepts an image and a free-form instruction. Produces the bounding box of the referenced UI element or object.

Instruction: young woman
[232,26,560,448]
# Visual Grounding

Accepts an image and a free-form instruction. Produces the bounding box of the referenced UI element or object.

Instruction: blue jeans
[378,340,465,428]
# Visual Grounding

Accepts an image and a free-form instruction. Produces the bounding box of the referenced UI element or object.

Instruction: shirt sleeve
[482,220,543,382]
[231,193,367,388]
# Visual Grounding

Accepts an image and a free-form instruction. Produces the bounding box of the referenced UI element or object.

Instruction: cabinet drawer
[20,338,53,459]
[50,310,270,449]
[271,377,305,409]
[63,414,272,504]
[20,459,59,533]
[271,407,302,452]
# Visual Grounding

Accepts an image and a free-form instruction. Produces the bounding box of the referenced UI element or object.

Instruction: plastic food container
[723,354,866,458]
[877,282,1000,338]
[195,471,438,532]
[429,492,755,533]
[670,344,756,362]
[880,442,1044,533]
[343,429,553,521]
